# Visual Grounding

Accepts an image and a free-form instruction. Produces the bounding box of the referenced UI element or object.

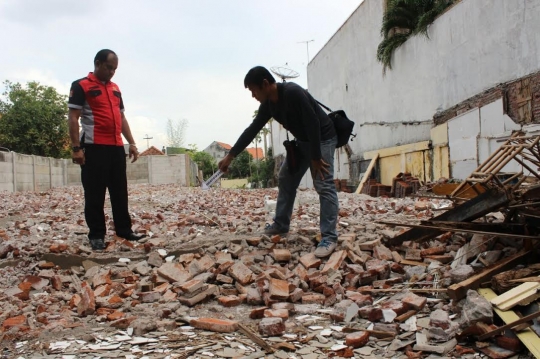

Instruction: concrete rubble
[0,184,536,358]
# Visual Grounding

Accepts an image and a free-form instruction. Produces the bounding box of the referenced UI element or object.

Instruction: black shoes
[119,233,147,241]
[89,238,106,250]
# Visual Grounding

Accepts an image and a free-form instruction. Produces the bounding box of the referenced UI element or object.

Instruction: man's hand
[311,159,330,180]
[218,154,234,173]
[72,150,85,165]
[129,145,139,163]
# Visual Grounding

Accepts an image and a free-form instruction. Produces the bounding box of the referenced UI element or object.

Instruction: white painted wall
[445,99,538,179]
[306,0,540,179]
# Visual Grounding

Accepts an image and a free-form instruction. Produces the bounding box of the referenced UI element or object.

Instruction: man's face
[94,54,118,83]
[248,80,269,103]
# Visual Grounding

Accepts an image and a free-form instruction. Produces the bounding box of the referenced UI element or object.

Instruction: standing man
[219,66,339,258]
[68,49,145,250]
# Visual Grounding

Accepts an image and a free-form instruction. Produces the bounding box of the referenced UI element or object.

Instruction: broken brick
[299,253,322,269]
[157,263,193,284]
[302,293,325,305]
[264,309,289,319]
[190,318,238,333]
[345,331,370,348]
[269,278,289,301]
[228,262,254,285]
[218,295,243,307]
[250,307,268,319]
[273,249,291,262]
[322,250,347,274]
[259,317,285,336]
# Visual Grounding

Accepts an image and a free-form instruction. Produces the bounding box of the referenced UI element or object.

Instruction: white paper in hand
[201,170,224,190]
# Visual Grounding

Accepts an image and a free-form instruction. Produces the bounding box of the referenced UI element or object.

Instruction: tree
[189,151,217,178]
[250,147,275,187]
[166,118,188,148]
[228,150,252,179]
[377,0,455,74]
[0,81,69,157]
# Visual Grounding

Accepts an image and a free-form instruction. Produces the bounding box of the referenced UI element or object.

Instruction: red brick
[420,246,446,257]
[110,316,137,329]
[77,282,95,317]
[402,292,427,311]
[218,295,243,307]
[299,253,322,269]
[345,292,373,307]
[154,282,170,294]
[345,331,370,348]
[250,307,268,319]
[138,291,161,303]
[259,317,285,336]
[157,263,193,284]
[302,293,325,305]
[293,264,308,281]
[309,275,328,290]
[2,315,26,329]
[106,310,124,321]
[290,288,304,303]
[190,317,238,333]
[358,306,383,321]
[373,245,393,261]
[246,287,263,305]
[273,249,291,262]
[365,259,390,280]
[228,262,254,285]
[391,262,406,274]
[269,279,289,301]
[246,237,262,246]
[92,270,112,288]
[264,309,289,319]
[322,250,347,274]
[381,300,408,316]
[50,275,62,291]
[179,279,203,294]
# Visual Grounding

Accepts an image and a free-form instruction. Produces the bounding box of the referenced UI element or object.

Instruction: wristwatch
[72,146,82,152]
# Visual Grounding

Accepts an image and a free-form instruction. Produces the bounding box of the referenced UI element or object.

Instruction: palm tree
[377,0,455,74]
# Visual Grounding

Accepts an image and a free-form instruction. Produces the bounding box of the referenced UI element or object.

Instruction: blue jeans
[274,136,339,242]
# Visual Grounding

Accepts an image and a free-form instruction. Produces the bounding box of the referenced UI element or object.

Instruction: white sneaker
[314,239,337,258]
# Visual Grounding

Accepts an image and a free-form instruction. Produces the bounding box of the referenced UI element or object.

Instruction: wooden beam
[447,250,530,301]
[378,221,539,240]
[479,288,540,358]
[237,323,275,353]
[355,153,379,194]
[477,310,540,341]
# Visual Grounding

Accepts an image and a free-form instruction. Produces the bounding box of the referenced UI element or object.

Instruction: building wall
[0,152,198,193]
[303,0,540,184]
[203,142,229,163]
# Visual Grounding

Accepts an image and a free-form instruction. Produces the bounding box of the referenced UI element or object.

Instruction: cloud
[0,0,101,25]
[8,69,71,95]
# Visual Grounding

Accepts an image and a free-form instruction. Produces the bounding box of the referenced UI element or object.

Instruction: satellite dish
[270,66,299,82]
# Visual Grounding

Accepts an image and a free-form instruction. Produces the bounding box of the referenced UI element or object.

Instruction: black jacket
[230,82,335,160]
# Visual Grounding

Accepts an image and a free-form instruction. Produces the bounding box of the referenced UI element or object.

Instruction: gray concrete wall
[301,0,540,181]
[0,152,198,193]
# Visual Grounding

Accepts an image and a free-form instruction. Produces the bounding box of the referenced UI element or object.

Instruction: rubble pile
[0,184,536,358]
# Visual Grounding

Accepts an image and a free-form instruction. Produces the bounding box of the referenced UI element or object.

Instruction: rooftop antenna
[298,39,314,64]
[270,65,300,83]
[143,134,153,149]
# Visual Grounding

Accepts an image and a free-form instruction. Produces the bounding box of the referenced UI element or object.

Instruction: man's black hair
[244,66,276,88]
[94,49,117,64]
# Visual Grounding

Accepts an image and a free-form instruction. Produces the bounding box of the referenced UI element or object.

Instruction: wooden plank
[491,279,540,311]
[478,310,540,341]
[237,323,275,353]
[355,153,379,194]
[479,288,540,358]
[448,250,530,301]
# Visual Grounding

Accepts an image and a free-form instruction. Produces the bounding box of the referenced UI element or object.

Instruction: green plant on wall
[377,0,455,74]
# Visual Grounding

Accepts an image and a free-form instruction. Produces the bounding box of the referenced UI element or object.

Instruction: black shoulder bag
[316,100,356,148]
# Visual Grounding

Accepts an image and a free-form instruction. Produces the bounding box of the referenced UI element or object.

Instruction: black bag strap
[315,99,333,113]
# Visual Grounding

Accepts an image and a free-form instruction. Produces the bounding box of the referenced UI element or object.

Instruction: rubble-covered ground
[0,184,535,358]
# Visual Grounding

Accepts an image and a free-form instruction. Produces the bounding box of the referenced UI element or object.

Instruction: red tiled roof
[139,146,165,156]
[216,141,232,150]
[246,147,264,160]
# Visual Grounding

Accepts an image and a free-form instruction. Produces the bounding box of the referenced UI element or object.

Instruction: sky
[0,0,362,152]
